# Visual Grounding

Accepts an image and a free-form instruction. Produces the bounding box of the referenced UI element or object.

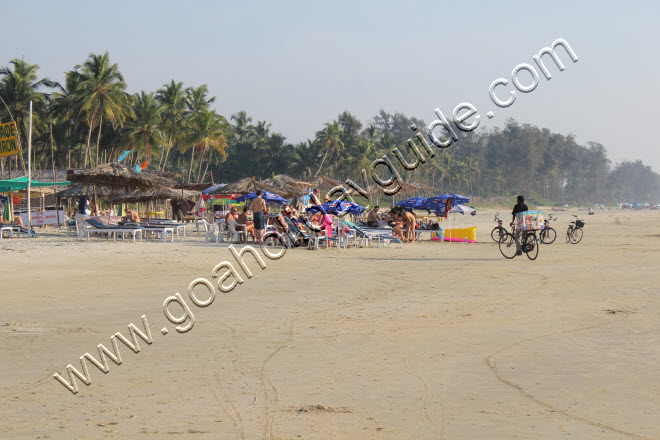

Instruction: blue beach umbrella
[235,190,287,205]
[395,197,429,210]
[425,193,470,213]
[306,200,365,216]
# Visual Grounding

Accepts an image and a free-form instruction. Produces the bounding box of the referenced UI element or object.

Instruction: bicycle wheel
[491,227,506,243]
[525,233,539,260]
[540,227,556,244]
[566,226,573,243]
[569,227,583,244]
[499,232,517,259]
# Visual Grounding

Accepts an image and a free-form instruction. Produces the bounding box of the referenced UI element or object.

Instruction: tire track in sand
[405,356,446,440]
[486,311,651,440]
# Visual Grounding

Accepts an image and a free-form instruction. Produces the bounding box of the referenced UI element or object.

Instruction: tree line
[1,53,658,203]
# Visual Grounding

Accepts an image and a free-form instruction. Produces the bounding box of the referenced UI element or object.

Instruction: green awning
[0,176,70,192]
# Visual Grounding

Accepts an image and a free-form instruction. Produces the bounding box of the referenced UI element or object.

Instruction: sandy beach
[1,208,659,439]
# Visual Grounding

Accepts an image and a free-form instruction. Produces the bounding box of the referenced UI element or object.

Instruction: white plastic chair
[204,221,220,243]
[227,218,247,242]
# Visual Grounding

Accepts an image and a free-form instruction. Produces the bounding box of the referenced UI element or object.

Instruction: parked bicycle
[566,215,585,244]
[491,212,509,242]
[539,214,557,244]
[499,225,539,260]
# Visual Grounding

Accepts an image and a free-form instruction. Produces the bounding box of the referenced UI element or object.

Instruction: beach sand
[1,209,659,439]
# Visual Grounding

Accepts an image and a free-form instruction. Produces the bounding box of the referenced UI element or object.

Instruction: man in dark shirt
[511,195,529,255]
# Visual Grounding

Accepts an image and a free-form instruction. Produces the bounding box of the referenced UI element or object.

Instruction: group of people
[216,189,333,245]
[367,205,418,242]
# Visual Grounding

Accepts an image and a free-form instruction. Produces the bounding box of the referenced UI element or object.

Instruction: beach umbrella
[235,190,287,205]
[0,176,70,192]
[425,193,470,216]
[110,187,199,203]
[395,197,429,210]
[449,204,476,214]
[309,175,343,190]
[207,177,283,196]
[55,184,113,199]
[306,200,365,216]
[202,183,227,195]
[67,162,174,190]
[426,193,470,205]
[262,174,311,196]
[3,197,11,221]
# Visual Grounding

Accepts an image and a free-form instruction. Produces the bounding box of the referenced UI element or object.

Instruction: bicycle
[566,215,585,244]
[499,224,539,260]
[539,214,557,244]
[490,212,509,242]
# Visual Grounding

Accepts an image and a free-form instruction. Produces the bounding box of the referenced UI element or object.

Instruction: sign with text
[19,209,65,226]
[0,121,18,158]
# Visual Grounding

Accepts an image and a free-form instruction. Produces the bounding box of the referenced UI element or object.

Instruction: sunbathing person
[0,216,24,228]
[122,208,141,223]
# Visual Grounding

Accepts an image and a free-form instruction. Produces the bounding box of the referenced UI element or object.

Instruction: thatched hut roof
[309,175,343,189]
[111,187,199,203]
[261,174,311,196]
[206,177,284,196]
[55,184,114,199]
[68,163,174,190]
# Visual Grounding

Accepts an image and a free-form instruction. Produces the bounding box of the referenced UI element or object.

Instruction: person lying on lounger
[0,216,24,228]
[122,208,141,223]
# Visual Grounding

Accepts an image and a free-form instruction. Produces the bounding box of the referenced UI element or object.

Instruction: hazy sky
[4,0,659,171]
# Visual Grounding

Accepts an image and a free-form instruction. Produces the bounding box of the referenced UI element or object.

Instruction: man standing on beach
[250,190,268,243]
[511,194,529,256]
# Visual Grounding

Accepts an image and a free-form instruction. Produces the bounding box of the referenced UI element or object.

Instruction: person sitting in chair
[367,206,380,227]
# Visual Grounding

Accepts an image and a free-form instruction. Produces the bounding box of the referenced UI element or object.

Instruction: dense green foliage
[1,54,658,203]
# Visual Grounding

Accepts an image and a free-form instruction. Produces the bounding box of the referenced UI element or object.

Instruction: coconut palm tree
[186,84,215,113]
[314,122,344,177]
[0,58,55,172]
[464,156,481,193]
[181,108,228,182]
[156,80,186,171]
[74,52,133,167]
[288,140,317,180]
[126,92,163,164]
[231,110,252,143]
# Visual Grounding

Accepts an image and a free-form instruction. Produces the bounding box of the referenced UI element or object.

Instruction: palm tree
[126,92,163,163]
[230,110,252,143]
[49,72,89,168]
[0,58,55,172]
[314,122,344,177]
[182,108,228,182]
[342,139,374,178]
[156,80,186,171]
[186,84,215,113]
[464,156,481,193]
[249,120,271,150]
[288,140,317,180]
[74,52,133,167]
